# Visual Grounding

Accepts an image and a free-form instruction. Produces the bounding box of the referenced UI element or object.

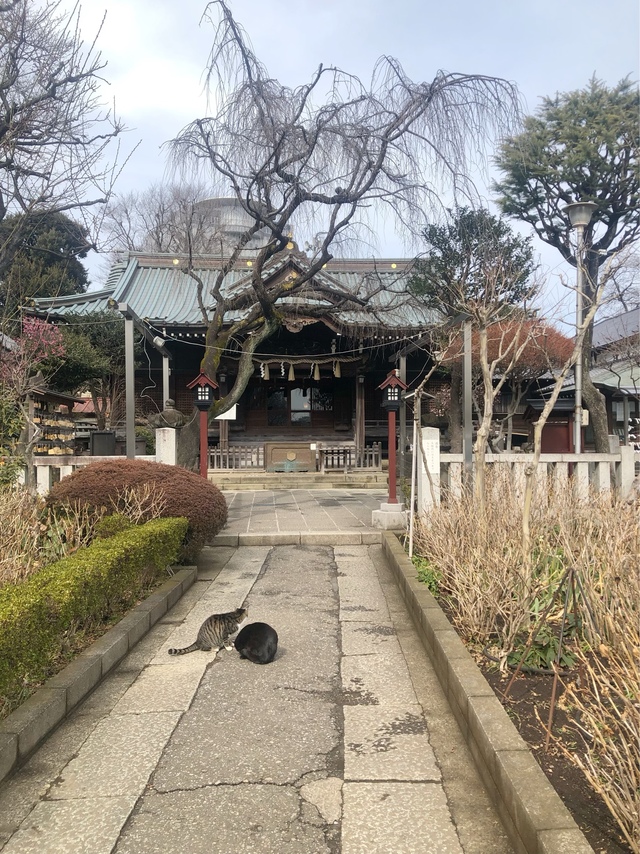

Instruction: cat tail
[168,642,199,656]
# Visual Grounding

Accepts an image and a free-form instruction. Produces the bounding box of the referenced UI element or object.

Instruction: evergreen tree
[409,207,535,451]
[0,212,90,331]
[494,77,639,451]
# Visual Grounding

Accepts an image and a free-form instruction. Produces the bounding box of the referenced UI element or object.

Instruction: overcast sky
[69,0,639,315]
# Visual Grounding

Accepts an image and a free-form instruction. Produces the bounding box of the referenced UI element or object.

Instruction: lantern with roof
[377,370,408,504]
[186,372,219,477]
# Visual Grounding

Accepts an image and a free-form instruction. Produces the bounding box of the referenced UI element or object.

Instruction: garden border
[381,531,594,854]
[0,566,196,785]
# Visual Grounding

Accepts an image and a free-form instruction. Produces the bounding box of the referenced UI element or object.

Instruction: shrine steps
[207,470,388,491]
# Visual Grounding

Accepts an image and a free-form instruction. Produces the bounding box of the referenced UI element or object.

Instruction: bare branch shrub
[0,487,104,585]
[560,644,640,853]
[111,482,167,525]
[413,474,639,844]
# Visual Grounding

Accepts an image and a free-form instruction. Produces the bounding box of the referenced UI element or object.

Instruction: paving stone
[112,661,206,713]
[342,782,463,854]
[1,796,137,854]
[114,786,331,854]
[299,776,342,824]
[344,705,440,782]
[73,672,137,717]
[340,621,402,657]
[49,711,181,798]
[341,653,418,707]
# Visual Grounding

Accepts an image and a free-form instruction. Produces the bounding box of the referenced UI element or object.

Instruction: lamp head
[563,201,598,229]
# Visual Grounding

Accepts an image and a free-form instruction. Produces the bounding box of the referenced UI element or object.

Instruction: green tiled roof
[31,251,437,333]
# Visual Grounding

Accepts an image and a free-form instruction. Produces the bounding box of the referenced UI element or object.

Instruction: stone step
[207,471,388,491]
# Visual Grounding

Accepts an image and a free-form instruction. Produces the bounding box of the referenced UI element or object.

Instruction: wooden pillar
[387,408,398,504]
[399,354,407,479]
[219,419,229,451]
[199,410,208,479]
[355,376,365,462]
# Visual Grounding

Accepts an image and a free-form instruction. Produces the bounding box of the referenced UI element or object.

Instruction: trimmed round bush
[47,459,228,562]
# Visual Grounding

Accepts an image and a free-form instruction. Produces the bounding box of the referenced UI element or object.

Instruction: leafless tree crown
[0,0,124,276]
[169,0,522,259]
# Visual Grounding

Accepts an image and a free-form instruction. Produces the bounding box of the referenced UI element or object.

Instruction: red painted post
[387,408,397,504]
[199,409,208,479]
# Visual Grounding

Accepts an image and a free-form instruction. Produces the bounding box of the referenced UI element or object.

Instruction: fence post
[616,445,636,500]
[35,464,51,496]
[155,428,177,465]
[417,427,440,511]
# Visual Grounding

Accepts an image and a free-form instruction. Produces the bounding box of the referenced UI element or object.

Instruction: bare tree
[101,182,223,258]
[167,0,522,416]
[0,0,123,281]
[598,246,640,318]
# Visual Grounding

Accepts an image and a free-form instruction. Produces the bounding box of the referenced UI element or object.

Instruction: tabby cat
[168,607,248,656]
[234,621,278,664]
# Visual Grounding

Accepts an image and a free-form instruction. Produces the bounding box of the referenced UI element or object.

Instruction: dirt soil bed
[480,666,632,854]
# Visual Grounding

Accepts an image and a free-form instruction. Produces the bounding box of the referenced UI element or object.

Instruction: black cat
[234,622,278,664]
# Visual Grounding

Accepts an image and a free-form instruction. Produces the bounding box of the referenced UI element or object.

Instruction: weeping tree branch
[167,0,522,416]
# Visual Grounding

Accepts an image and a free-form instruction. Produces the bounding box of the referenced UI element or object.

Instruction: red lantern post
[378,371,408,504]
[186,372,219,478]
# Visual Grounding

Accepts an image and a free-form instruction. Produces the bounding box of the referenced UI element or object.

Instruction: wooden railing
[208,442,382,472]
[209,445,264,470]
[319,443,382,473]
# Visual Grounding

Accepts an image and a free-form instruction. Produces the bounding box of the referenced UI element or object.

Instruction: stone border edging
[0,566,197,785]
[381,531,594,854]
[212,531,382,546]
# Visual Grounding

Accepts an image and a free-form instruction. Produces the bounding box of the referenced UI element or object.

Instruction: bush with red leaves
[47,460,228,563]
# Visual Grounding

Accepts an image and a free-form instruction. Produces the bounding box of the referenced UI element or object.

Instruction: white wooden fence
[441,452,635,500]
[415,426,637,511]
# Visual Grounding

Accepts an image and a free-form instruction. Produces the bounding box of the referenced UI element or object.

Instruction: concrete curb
[381,531,594,854]
[212,530,383,546]
[0,567,197,786]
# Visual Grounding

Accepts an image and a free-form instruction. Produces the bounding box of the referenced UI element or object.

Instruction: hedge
[47,459,228,562]
[0,516,188,714]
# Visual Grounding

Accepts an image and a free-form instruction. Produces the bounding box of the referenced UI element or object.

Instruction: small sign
[215,405,237,421]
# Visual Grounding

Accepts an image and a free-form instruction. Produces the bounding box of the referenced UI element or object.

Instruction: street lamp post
[186,372,219,478]
[563,201,597,454]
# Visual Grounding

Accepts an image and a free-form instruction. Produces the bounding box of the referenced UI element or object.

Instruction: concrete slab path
[0,503,513,853]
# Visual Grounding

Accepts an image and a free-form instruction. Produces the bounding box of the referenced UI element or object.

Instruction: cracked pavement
[0,543,512,853]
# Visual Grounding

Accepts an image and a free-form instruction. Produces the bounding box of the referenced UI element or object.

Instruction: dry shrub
[555,500,640,851]
[0,488,103,586]
[47,459,228,562]
[0,482,170,588]
[114,482,167,525]
[561,643,640,853]
[413,471,639,848]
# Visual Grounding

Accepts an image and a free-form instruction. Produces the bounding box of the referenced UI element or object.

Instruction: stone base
[371,503,407,530]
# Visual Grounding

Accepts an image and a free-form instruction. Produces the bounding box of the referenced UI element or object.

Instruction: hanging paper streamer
[288,363,295,382]
[260,363,265,379]
[280,362,285,377]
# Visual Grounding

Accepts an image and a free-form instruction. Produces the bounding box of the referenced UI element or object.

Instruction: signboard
[214,405,237,421]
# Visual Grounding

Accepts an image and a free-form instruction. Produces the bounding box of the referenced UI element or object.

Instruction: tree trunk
[448,360,463,453]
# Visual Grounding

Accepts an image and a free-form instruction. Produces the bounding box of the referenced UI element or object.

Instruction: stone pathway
[0,544,511,853]
[223,489,387,534]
